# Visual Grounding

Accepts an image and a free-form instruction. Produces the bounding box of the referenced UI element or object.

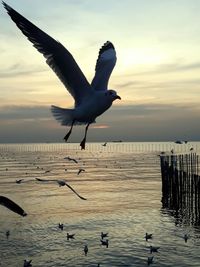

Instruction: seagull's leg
[80,123,90,150]
[64,120,75,142]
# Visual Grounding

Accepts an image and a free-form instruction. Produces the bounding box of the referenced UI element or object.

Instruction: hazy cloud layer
[0,62,47,78]
[0,103,199,143]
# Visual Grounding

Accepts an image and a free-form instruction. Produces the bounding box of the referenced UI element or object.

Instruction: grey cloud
[0,103,199,143]
[0,105,51,120]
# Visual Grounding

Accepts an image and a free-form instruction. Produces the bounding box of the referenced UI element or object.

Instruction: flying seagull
[3,2,121,150]
[0,195,27,217]
[35,178,87,200]
[64,156,78,163]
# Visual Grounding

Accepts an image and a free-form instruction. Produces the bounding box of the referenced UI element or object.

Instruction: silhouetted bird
[6,230,10,239]
[67,233,75,240]
[101,232,108,239]
[23,259,32,267]
[0,195,27,217]
[77,168,85,175]
[184,234,189,243]
[16,179,23,184]
[64,157,78,163]
[58,223,64,230]
[3,2,121,150]
[175,140,183,144]
[84,244,88,256]
[100,239,109,248]
[35,178,86,200]
[145,233,153,241]
[150,245,160,253]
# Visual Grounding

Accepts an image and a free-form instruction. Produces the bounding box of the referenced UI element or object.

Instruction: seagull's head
[105,90,121,101]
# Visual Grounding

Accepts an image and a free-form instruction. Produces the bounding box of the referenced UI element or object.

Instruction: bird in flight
[3,2,121,149]
[35,178,87,200]
[64,156,78,163]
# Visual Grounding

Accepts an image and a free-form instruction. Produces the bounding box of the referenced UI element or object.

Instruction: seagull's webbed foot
[80,138,86,150]
[63,121,74,142]
[80,123,90,150]
[64,129,72,142]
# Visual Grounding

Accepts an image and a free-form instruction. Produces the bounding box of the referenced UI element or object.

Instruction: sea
[0,142,200,267]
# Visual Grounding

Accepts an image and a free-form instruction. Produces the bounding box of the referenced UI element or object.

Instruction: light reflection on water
[0,143,200,267]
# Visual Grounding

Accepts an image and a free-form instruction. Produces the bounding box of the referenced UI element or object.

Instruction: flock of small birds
[0,148,122,266]
[144,232,190,265]
[0,152,91,266]
[0,146,192,266]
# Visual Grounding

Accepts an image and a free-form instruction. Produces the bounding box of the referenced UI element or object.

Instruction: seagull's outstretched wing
[0,195,27,217]
[35,178,87,200]
[65,182,87,200]
[3,2,93,106]
[91,41,117,91]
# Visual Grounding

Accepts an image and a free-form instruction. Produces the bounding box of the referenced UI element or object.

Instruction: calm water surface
[0,142,200,267]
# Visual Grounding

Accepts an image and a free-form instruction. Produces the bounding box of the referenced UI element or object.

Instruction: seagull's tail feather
[51,105,75,126]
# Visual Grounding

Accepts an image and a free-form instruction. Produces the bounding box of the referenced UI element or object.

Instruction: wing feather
[3,2,93,106]
[91,41,117,91]
[0,195,27,217]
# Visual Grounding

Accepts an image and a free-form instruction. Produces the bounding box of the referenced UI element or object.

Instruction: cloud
[124,61,200,77]
[0,105,51,120]
[0,102,199,143]
[91,124,109,129]
[0,63,47,78]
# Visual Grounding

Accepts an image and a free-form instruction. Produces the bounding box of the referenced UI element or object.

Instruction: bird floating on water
[145,233,153,241]
[100,239,109,248]
[58,223,64,230]
[101,232,108,239]
[3,2,121,150]
[150,245,160,253]
[15,179,24,184]
[0,195,27,217]
[184,233,190,243]
[23,259,32,267]
[67,233,75,240]
[35,178,87,200]
[6,230,10,239]
[84,244,88,256]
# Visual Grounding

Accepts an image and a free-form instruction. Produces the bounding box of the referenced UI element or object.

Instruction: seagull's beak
[115,95,121,100]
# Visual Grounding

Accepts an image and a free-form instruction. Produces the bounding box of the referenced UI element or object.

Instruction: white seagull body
[3,2,121,149]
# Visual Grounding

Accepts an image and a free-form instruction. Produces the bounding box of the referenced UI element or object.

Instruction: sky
[0,0,200,143]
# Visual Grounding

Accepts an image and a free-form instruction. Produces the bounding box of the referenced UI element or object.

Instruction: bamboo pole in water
[160,153,200,226]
